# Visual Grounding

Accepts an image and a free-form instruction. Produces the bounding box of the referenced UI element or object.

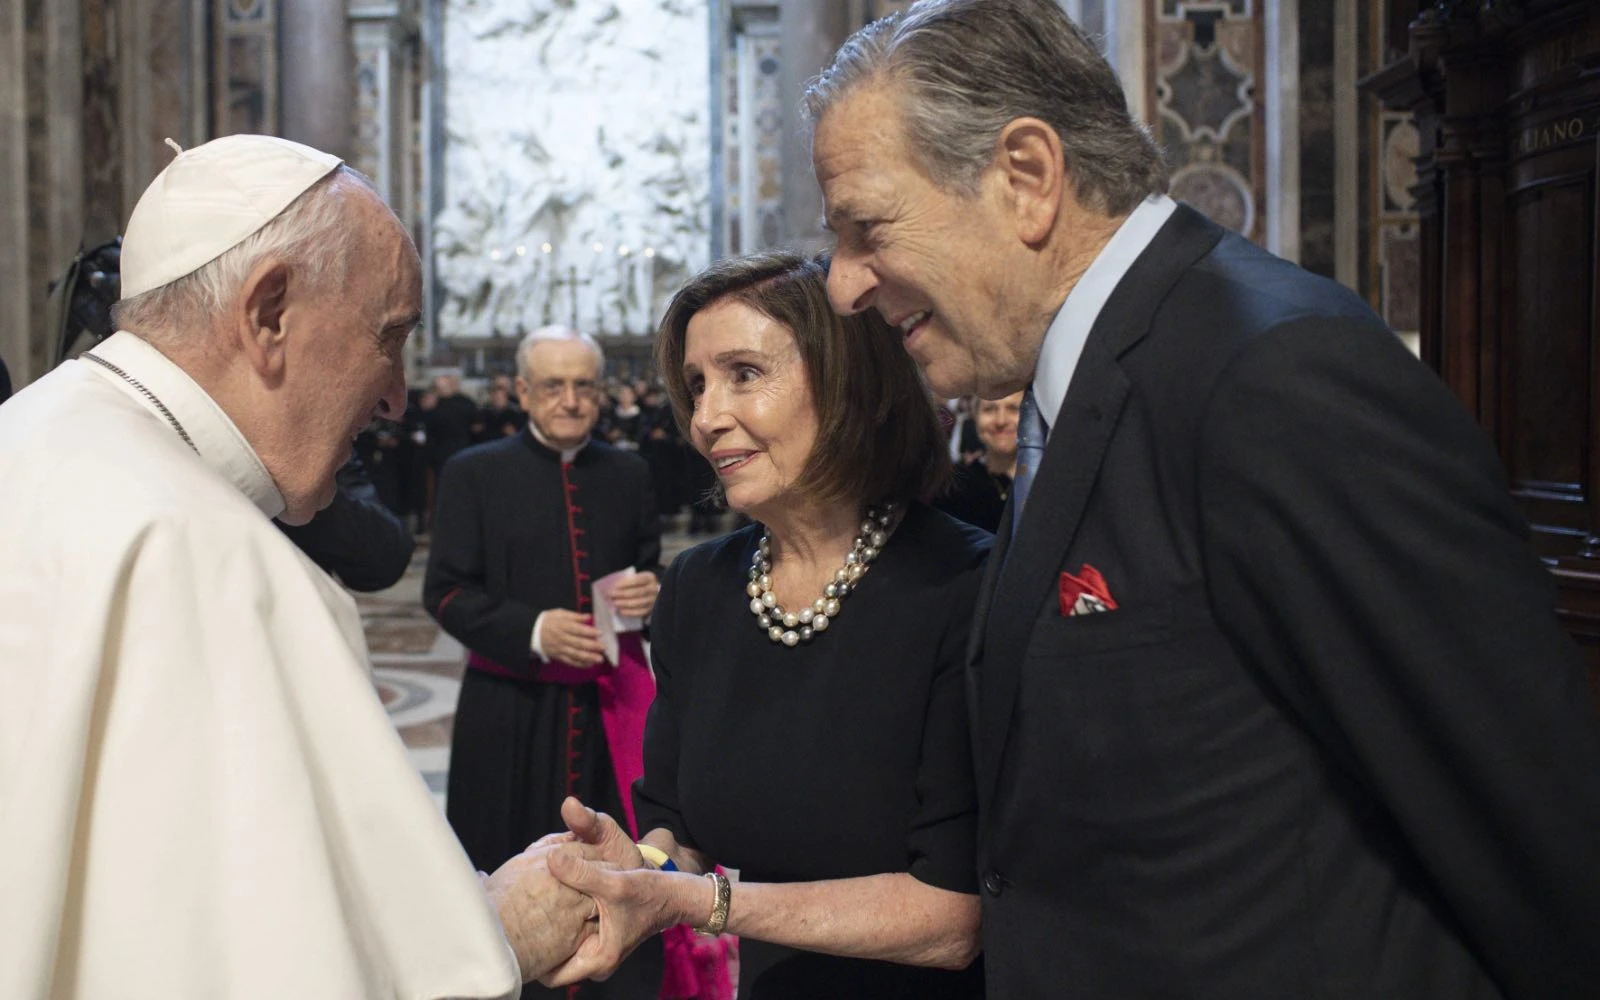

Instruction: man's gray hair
[803,0,1168,216]
[111,165,372,336]
[515,325,605,383]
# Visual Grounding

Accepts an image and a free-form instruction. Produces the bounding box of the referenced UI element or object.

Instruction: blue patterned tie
[1011,387,1046,534]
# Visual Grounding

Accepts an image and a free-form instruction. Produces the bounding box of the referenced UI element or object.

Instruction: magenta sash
[465,640,732,999]
[465,638,651,833]
[593,633,652,836]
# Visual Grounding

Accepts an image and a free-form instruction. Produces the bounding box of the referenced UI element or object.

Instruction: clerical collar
[526,421,589,462]
[84,332,287,519]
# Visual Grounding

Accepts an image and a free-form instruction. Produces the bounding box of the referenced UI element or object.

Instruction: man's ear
[237,258,292,380]
[994,117,1067,245]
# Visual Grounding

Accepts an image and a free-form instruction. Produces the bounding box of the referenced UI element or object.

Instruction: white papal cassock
[0,332,521,999]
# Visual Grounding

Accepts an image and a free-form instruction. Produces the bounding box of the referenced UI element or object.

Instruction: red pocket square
[1059,564,1118,616]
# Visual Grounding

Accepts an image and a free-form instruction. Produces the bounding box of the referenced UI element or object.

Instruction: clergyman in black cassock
[425,330,663,1000]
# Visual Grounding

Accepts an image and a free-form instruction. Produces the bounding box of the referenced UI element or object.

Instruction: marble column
[1266,0,1301,264]
[350,0,415,217]
[721,2,783,254]
[0,0,213,391]
[1107,0,1147,122]
[778,0,853,249]
[352,0,421,369]
[0,0,30,386]
[125,0,205,211]
[281,0,353,158]
[82,0,125,245]
[0,0,85,388]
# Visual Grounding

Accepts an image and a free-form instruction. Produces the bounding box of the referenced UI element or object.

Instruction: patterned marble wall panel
[353,37,384,186]
[1358,0,1420,343]
[434,0,712,340]
[743,31,782,248]
[723,7,782,254]
[351,3,416,218]
[213,0,277,136]
[1150,0,1266,244]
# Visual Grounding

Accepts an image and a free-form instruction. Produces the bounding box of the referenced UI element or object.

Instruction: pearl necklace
[747,503,896,646]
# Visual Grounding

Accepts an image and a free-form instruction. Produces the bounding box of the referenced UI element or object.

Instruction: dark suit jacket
[969,205,1600,999]
[277,450,414,592]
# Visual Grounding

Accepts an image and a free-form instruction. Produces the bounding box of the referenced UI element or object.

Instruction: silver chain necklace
[747,503,896,647]
[80,352,199,454]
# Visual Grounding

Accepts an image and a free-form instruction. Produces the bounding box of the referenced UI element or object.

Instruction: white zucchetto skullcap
[119,134,343,299]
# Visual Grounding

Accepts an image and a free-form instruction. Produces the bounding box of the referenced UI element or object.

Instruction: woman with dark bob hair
[538,251,990,998]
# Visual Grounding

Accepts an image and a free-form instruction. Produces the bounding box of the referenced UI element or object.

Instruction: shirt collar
[1032,194,1178,435]
[526,420,589,462]
[86,332,286,518]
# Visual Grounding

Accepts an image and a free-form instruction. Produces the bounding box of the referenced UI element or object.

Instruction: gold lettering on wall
[1516,116,1593,158]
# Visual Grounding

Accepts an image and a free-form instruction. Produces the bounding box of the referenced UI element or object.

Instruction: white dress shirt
[1032,195,1178,435]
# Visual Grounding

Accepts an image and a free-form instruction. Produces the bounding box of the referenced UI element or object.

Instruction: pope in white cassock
[0,135,596,998]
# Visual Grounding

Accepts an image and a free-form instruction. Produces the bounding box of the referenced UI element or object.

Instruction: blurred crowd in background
[371,373,721,537]
[367,373,1022,540]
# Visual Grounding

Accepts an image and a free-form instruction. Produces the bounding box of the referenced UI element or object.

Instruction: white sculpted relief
[435,0,712,339]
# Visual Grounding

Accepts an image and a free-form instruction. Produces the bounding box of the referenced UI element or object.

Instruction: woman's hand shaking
[535,797,714,987]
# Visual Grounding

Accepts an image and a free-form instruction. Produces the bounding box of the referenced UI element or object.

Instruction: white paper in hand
[591,567,643,666]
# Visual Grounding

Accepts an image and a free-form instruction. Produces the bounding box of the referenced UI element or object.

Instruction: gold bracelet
[695,870,731,935]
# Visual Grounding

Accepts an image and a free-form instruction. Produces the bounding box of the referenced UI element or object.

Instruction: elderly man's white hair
[515,325,605,382]
[111,166,374,339]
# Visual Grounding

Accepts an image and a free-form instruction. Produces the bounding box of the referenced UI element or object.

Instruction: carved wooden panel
[1504,170,1593,553]
[1365,0,1600,704]
[1503,6,1600,563]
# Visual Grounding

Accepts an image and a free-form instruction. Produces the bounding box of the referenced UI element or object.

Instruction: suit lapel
[970,204,1226,806]
[967,498,1011,666]
[974,359,1130,802]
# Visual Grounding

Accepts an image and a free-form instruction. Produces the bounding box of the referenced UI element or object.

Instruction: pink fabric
[465,640,734,999]
[660,925,736,1000]
[594,632,652,837]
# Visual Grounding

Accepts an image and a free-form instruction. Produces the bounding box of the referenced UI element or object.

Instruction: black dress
[635,503,992,999]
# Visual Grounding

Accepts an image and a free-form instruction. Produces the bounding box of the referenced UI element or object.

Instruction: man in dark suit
[807,1,1600,997]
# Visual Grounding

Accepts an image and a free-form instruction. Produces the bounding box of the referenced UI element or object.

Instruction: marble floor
[365,525,709,810]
